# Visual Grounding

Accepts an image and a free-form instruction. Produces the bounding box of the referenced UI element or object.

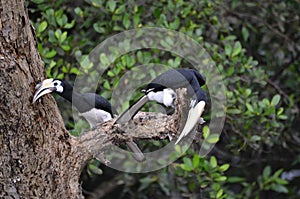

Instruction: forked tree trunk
[0,0,83,198]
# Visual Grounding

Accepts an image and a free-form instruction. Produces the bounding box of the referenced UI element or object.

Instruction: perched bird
[33,78,145,162]
[115,68,207,144]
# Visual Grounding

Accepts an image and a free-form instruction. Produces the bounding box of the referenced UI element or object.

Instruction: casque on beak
[32,78,56,103]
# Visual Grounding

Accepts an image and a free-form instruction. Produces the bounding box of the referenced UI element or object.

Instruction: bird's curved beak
[32,78,56,103]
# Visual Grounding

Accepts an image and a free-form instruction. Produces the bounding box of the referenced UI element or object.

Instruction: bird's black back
[143,68,206,102]
[142,83,167,93]
[73,93,115,116]
[56,80,115,116]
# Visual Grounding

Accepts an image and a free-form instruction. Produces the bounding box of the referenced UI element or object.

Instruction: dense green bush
[29,0,299,198]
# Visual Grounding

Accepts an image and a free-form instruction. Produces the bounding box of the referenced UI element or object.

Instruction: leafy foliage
[28,0,299,198]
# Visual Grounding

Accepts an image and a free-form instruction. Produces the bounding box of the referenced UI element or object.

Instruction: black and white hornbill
[33,78,145,162]
[115,68,207,145]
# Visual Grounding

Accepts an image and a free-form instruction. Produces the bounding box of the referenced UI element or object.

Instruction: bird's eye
[53,82,58,86]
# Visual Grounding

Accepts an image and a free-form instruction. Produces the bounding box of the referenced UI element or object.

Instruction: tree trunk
[0,0,84,198]
[0,1,187,198]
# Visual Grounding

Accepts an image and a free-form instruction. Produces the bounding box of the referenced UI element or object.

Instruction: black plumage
[142,68,206,104]
[115,68,207,144]
[33,78,145,161]
[54,80,115,116]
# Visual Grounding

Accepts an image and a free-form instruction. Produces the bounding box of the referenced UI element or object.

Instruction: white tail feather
[175,101,205,144]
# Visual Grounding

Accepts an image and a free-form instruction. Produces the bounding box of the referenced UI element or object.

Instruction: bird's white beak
[32,78,56,103]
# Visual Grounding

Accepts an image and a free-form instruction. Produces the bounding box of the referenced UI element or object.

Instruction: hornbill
[115,68,207,144]
[33,78,145,162]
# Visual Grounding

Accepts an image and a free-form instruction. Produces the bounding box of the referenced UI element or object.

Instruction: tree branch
[75,88,190,164]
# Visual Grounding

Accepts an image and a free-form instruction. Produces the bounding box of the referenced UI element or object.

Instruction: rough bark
[0,0,83,198]
[0,1,190,198]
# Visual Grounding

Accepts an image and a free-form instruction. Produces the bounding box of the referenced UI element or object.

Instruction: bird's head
[32,78,65,103]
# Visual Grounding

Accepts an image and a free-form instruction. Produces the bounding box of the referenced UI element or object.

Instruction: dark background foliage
[28,0,300,198]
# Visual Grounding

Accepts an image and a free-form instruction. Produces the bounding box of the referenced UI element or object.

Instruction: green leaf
[88,164,103,175]
[273,169,283,178]
[107,0,116,12]
[270,184,288,193]
[271,94,281,106]
[215,176,227,182]
[62,66,68,73]
[44,50,57,58]
[61,45,70,51]
[227,108,242,114]
[174,144,181,154]
[278,115,288,120]
[183,157,193,170]
[55,29,62,39]
[174,57,181,67]
[242,26,249,41]
[133,13,140,27]
[206,134,220,144]
[70,67,79,75]
[227,176,245,183]
[277,107,284,115]
[103,80,111,90]
[232,41,242,57]
[154,8,161,18]
[245,89,252,97]
[139,177,155,191]
[275,178,288,185]
[225,43,232,56]
[263,165,271,179]
[60,31,67,43]
[74,7,83,16]
[180,164,193,172]
[38,21,48,33]
[210,156,217,168]
[227,66,234,76]
[192,155,200,168]
[107,71,115,77]
[251,135,261,142]
[170,17,180,30]
[219,164,230,172]
[246,102,254,112]
[216,189,224,198]
[100,53,110,65]
[125,55,136,67]
[94,23,106,34]
[122,13,130,29]
[189,181,195,192]
[64,20,75,29]
[263,98,270,106]
[202,126,210,139]
[157,159,167,165]
[56,14,68,27]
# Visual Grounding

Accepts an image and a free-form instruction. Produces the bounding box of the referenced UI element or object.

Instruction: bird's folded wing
[175,101,205,144]
[115,95,149,124]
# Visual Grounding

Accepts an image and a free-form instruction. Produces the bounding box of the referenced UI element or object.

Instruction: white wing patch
[163,88,176,107]
[175,100,205,145]
[147,88,176,107]
[81,108,112,128]
[147,90,164,104]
